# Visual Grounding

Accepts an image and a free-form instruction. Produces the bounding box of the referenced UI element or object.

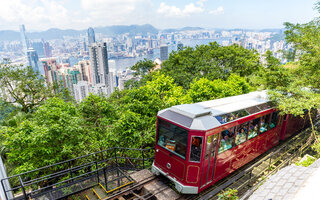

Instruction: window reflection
[157,119,188,159]
[190,136,203,162]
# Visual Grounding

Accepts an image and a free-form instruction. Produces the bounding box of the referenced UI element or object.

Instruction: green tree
[130,59,155,77]
[107,72,190,148]
[269,86,320,141]
[79,94,118,151]
[187,74,252,103]
[125,59,157,89]
[0,65,53,113]
[161,42,261,89]
[283,4,320,89]
[267,0,320,131]
[250,50,292,90]
[0,100,16,123]
[3,98,86,174]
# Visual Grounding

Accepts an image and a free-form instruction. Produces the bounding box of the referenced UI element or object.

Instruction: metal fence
[0,147,154,200]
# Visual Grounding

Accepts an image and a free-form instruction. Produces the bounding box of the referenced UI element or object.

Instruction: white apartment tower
[89,42,110,96]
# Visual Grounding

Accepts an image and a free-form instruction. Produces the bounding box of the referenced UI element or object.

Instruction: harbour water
[69,38,230,72]
[112,38,229,72]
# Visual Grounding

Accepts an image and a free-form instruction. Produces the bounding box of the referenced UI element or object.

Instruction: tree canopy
[3,98,86,174]
[0,65,53,113]
[161,42,261,88]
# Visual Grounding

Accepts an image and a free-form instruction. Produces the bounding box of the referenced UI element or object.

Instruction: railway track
[83,174,154,200]
[83,120,317,200]
[83,173,174,200]
[83,123,316,200]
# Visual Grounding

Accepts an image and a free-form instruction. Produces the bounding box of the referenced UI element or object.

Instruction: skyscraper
[160,45,168,61]
[177,42,184,51]
[89,42,109,87]
[32,42,45,57]
[27,48,42,74]
[87,27,96,45]
[19,24,30,52]
[43,41,52,57]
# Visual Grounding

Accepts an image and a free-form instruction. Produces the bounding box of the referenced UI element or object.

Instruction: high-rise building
[32,42,45,57]
[87,27,96,45]
[177,42,183,50]
[82,38,87,52]
[43,41,52,57]
[73,81,91,102]
[160,45,168,61]
[89,42,109,88]
[75,60,91,83]
[27,48,42,74]
[19,24,30,52]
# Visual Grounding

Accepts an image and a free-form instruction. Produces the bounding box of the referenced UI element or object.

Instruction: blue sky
[0,0,318,31]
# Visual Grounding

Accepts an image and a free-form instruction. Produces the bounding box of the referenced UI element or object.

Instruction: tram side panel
[280,114,307,141]
[210,110,281,191]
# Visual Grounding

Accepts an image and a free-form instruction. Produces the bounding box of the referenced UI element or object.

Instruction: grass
[295,154,316,167]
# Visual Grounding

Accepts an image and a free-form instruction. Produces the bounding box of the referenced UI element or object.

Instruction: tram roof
[158,91,272,131]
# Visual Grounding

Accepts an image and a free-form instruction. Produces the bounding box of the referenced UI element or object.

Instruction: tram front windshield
[157,119,188,159]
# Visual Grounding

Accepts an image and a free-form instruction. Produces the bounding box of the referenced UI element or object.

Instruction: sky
[0,0,318,31]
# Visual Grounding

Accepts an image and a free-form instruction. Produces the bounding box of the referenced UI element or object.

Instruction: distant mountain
[28,28,86,40]
[95,24,158,35]
[0,24,159,41]
[162,26,203,33]
[180,26,203,31]
[0,25,283,41]
[0,30,20,41]
[259,28,285,33]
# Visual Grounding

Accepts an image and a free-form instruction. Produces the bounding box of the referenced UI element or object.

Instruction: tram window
[270,112,279,129]
[235,122,249,146]
[232,109,249,119]
[248,118,260,139]
[260,114,271,133]
[257,103,272,110]
[245,106,261,114]
[218,127,235,153]
[157,119,188,159]
[205,135,218,159]
[190,136,203,162]
[217,113,235,124]
[205,136,212,159]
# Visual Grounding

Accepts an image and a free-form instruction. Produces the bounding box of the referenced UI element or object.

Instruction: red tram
[151,91,309,194]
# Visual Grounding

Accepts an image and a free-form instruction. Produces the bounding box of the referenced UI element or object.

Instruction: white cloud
[0,0,76,30]
[0,0,153,30]
[157,1,204,17]
[209,6,224,15]
[81,0,152,26]
[196,0,207,7]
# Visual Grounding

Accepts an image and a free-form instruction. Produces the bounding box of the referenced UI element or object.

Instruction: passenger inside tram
[217,113,235,124]
[235,127,247,145]
[248,123,258,139]
[270,112,278,129]
[260,118,268,133]
[219,128,235,153]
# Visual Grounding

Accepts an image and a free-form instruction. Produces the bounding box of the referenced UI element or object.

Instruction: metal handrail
[1,146,154,200]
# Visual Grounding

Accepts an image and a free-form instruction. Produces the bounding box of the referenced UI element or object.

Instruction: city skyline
[0,0,318,31]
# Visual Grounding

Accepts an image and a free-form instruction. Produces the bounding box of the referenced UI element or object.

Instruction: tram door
[200,134,218,187]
